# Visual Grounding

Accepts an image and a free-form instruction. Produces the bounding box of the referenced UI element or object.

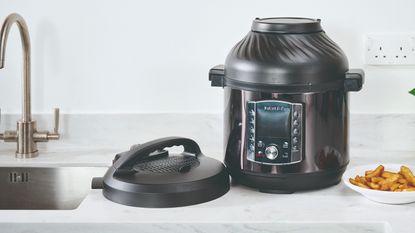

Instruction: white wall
[0,0,414,114]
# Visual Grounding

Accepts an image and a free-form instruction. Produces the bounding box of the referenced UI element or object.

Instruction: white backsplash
[1,0,415,114]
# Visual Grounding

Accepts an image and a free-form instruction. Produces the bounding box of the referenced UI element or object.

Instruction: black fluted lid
[222,17,349,92]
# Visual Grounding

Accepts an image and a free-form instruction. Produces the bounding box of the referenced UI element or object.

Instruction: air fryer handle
[113,137,202,172]
[209,64,225,87]
[344,69,365,92]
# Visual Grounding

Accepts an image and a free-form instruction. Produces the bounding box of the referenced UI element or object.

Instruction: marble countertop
[0,114,413,233]
[0,148,413,233]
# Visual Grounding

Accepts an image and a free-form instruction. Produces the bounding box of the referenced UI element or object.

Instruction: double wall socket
[365,34,415,65]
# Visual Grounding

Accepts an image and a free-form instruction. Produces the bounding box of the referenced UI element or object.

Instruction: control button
[292,145,298,151]
[293,120,299,126]
[257,141,264,148]
[265,145,279,160]
[249,145,255,151]
[292,137,298,144]
[256,151,263,158]
[283,142,289,149]
[249,110,255,116]
[293,128,299,135]
[293,111,299,118]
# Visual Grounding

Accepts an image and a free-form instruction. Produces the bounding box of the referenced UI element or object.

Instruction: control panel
[246,100,303,165]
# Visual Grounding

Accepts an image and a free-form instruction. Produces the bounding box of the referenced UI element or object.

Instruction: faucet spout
[0,13,60,158]
[0,13,32,122]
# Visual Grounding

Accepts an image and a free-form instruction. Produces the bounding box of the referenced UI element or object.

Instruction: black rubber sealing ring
[224,78,345,93]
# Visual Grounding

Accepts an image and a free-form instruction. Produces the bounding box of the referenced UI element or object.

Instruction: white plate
[343,164,415,204]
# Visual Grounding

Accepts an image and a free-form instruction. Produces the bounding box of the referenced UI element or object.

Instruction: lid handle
[91,177,104,189]
[113,137,202,174]
[209,64,225,87]
[344,69,365,92]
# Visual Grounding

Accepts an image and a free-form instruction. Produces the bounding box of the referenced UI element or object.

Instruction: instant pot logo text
[263,106,288,112]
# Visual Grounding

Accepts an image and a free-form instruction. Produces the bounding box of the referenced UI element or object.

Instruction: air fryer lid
[92,137,230,208]
[209,17,364,92]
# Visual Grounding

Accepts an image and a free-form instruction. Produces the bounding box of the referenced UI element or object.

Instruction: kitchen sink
[0,166,107,210]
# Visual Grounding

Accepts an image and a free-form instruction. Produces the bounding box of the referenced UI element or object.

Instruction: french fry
[366,165,384,178]
[398,184,409,189]
[390,183,400,191]
[382,171,399,178]
[371,177,385,183]
[365,170,374,176]
[379,174,399,183]
[380,183,390,191]
[354,176,365,186]
[358,176,368,185]
[349,178,370,189]
[398,178,408,184]
[400,166,415,186]
[378,174,400,192]
[349,165,415,192]
[368,182,380,189]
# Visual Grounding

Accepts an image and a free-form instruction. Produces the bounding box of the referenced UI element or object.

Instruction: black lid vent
[252,17,323,34]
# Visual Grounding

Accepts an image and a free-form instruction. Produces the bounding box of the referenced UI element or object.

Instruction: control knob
[264,145,279,160]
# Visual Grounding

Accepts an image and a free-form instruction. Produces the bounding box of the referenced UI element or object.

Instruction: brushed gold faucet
[0,13,60,158]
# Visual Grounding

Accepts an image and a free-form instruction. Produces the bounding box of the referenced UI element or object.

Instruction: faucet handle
[53,108,59,134]
[47,107,60,140]
[32,108,60,142]
[0,108,17,142]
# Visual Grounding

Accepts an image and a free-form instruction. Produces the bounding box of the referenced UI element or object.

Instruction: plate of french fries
[342,164,415,204]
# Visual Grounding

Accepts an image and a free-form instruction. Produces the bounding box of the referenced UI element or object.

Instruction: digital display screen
[256,103,291,138]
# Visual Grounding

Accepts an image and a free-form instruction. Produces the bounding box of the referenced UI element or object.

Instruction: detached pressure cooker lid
[209,17,364,93]
[92,137,230,208]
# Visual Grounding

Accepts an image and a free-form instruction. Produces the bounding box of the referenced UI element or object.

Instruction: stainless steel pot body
[224,87,349,191]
